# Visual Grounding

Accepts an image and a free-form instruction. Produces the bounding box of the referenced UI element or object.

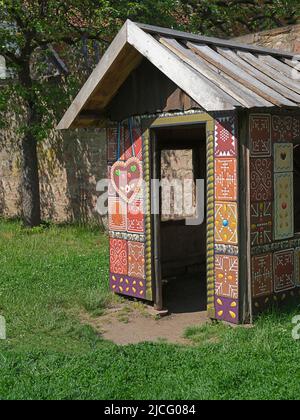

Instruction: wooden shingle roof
[58,20,300,129]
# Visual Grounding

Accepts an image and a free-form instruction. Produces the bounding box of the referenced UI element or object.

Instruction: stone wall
[234,24,300,54]
[0,123,107,226]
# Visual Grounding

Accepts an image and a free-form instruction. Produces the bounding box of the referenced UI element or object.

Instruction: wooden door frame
[147,112,215,313]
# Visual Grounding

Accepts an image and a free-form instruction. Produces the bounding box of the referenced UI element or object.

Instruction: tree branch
[0,49,21,65]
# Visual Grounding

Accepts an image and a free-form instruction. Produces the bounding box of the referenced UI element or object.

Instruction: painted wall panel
[250,202,273,246]
[215,158,238,201]
[250,158,273,202]
[250,111,300,317]
[274,249,295,293]
[274,143,293,173]
[249,114,272,157]
[274,172,294,240]
[107,118,151,301]
[214,113,240,324]
[215,202,238,245]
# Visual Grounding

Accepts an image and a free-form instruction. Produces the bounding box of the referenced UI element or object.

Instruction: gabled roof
[57,20,300,129]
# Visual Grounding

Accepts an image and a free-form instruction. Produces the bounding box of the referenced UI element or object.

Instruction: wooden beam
[126,21,239,112]
[218,48,300,104]
[259,54,300,79]
[282,57,300,70]
[135,22,297,59]
[188,42,295,107]
[159,37,264,108]
[238,109,252,324]
[57,21,142,129]
[238,52,300,97]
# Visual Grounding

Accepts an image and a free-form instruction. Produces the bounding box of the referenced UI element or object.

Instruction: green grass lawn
[1,219,300,400]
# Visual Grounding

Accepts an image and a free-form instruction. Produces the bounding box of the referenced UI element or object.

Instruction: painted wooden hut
[58,21,300,325]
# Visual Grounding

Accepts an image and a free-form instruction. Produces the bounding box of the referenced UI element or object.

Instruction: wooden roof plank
[196,54,272,107]
[187,42,295,107]
[58,20,300,130]
[259,54,299,78]
[126,21,239,111]
[160,38,272,108]
[159,37,263,108]
[217,47,300,104]
[57,21,132,129]
[282,57,300,70]
[238,51,300,96]
[135,22,296,59]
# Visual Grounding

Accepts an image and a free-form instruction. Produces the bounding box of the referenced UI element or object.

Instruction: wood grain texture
[188,43,295,107]
[127,22,238,111]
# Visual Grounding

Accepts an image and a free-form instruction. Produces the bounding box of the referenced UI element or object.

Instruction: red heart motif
[111,157,143,203]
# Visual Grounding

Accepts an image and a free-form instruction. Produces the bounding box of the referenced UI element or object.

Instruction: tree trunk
[21,131,41,227]
[18,58,42,227]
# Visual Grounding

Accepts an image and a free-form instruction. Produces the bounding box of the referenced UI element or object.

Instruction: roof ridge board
[135,21,297,60]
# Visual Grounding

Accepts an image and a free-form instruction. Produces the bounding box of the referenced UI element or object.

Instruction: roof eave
[57,20,240,130]
[57,20,139,129]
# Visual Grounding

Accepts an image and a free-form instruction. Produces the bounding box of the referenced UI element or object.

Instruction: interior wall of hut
[155,124,207,312]
[106,58,201,121]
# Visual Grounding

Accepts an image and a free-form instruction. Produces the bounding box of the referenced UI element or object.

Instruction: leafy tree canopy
[179,0,300,37]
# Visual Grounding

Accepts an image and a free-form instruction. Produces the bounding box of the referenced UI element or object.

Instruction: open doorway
[152,124,207,314]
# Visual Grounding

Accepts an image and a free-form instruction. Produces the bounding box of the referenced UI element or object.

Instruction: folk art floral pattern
[110,239,128,275]
[274,143,293,173]
[250,158,273,202]
[272,115,294,142]
[250,112,299,315]
[108,197,127,232]
[214,115,239,324]
[274,172,294,240]
[107,122,147,300]
[215,255,238,299]
[215,296,239,324]
[250,202,272,246]
[127,198,145,234]
[215,158,237,201]
[251,254,273,298]
[249,114,272,157]
[274,249,295,293]
[215,202,238,245]
[214,115,237,158]
[128,242,146,279]
[110,273,146,299]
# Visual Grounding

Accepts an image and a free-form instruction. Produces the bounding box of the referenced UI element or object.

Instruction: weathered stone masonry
[0,124,107,225]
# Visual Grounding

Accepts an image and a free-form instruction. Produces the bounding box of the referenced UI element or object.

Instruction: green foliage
[0,0,180,140]
[1,221,300,400]
[180,0,300,37]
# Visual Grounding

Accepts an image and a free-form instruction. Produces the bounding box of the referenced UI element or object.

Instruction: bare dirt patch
[78,302,208,345]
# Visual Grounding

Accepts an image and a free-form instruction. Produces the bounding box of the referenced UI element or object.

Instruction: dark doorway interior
[155,124,207,314]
